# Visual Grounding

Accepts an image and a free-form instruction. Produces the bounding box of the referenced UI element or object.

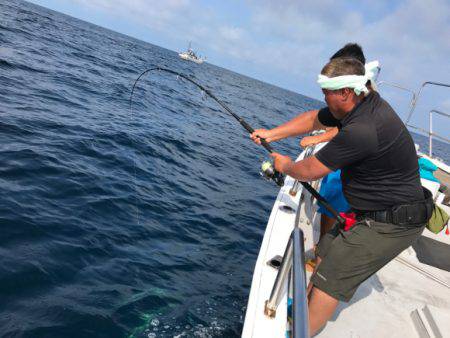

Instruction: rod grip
[241,119,274,153]
[260,138,273,153]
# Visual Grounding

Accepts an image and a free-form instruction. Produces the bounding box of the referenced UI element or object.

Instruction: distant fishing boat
[178,42,206,64]
[242,79,450,337]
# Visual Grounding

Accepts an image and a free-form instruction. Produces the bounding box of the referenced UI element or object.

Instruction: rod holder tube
[265,236,293,318]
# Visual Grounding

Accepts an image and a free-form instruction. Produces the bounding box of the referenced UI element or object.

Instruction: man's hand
[300,135,320,148]
[270,152,293,173]
[250,129,273,145]
[300,128,338,148]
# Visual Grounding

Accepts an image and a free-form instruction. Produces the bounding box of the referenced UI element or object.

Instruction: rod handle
[240,119,274,153]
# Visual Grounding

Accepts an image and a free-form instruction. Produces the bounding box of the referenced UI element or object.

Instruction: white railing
[378,81,450,157]
[407,110,450,157]
[264,218,309,338]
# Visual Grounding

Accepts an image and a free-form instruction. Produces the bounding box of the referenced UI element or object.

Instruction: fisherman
[253,56,432,335]
[252,43,376,239]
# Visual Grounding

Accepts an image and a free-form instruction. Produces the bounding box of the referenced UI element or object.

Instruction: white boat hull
[178,53,204,64]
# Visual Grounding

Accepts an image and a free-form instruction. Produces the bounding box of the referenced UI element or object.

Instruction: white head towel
[317,60,380,95]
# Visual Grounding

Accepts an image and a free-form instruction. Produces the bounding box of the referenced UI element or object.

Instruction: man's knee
[309,286,339,309]
[308,286,339,336]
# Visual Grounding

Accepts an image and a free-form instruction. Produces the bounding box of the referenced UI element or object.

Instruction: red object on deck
[340,212,357,231]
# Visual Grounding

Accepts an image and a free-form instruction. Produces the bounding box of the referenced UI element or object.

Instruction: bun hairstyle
[330,43,366,64]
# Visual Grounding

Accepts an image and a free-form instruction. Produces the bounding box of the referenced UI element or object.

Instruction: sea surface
[0,1,449,337]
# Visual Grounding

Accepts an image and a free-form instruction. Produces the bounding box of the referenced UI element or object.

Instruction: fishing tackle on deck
[129,67,345,224]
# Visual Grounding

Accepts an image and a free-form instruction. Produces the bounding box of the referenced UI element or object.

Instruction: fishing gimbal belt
[355,188,434,226]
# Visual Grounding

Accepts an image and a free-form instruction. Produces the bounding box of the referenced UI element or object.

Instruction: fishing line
[129,67,344,225]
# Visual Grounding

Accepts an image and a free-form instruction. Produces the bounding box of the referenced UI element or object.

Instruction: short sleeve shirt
[316,92,423,211]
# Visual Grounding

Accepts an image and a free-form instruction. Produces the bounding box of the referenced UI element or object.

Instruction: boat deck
[316,235,450,337]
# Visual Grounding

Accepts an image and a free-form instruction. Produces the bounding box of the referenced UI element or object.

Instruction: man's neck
[335,94,365,119]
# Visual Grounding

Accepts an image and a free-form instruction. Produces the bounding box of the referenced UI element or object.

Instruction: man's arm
[270,153,332,181]
[250,109,327,144]
[300,127,338,148]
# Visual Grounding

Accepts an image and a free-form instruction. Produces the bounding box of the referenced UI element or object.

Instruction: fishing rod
[129,67,345,225]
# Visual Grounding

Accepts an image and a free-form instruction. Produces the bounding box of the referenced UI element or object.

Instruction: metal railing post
[292,228,309,338]
[429,110,433,157]
[428,111,433,157]
[427,110,450,157]
[264,236,293,318]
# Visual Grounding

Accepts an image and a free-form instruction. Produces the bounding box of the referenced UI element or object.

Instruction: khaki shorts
[310,220,425,302]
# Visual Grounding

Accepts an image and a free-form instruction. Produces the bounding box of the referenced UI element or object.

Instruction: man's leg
[308,223,340,296]
[320,214,336,238]
[307,257,322,298]
[308,286,339,336]
[308,222,426,335]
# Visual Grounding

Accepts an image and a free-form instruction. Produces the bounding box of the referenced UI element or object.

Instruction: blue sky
[29,0,450,139]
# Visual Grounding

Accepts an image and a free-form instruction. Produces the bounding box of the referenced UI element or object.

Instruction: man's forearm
[268,109,322,141]
[282,156,331,181]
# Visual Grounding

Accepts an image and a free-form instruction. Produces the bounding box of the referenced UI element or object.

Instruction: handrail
[377,81,417,109]
[292,227,309,338]
[428,110,450,157]
[405,81,450,124]
[378,80,450,157]
[377,81,416,100]
[264,236,293,318]
[264,228,309,338]
[265,179,310,337]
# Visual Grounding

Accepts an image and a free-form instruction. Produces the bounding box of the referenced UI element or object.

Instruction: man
[252,43,376,238]
[254,57,432,335]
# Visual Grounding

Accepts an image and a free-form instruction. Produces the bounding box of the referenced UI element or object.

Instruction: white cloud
[42,0,450,126]
[67,0,191,31]
[46,0,450,81]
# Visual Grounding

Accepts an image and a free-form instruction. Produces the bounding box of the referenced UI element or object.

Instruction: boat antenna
[129,67,345,225]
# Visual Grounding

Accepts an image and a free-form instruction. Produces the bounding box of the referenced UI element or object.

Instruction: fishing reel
[260,160,285,187]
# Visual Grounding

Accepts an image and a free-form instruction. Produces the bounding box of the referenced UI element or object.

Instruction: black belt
[355,188,434,226]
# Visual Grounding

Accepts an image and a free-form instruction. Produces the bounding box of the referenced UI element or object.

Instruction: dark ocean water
[0,1,449,337]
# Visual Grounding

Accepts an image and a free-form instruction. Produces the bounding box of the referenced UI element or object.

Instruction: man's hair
[321,57,365,77]
[330,43,365,64]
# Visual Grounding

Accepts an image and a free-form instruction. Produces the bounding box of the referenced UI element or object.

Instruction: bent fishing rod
[129,67,345,225]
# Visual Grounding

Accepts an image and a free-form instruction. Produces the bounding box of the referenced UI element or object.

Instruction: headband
[317,60,380,95]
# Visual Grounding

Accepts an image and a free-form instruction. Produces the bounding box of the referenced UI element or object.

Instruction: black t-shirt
[316,92,424,211]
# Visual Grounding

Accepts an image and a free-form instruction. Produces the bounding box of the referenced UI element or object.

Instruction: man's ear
[341,88,352,101]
